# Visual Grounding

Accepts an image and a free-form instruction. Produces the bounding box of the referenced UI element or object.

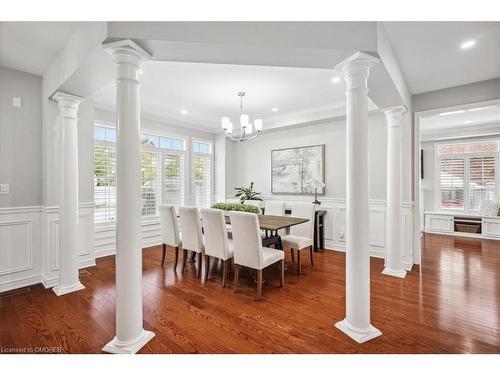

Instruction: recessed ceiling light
[181,109,188,115]
[469,106,491,112]
[465,120,472,124]
[439,110,465,116]
[272,107,279,112]
[331,77,341,83]
[460,40,476,50]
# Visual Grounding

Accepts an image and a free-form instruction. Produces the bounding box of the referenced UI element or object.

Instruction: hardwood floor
[1,233,499,353]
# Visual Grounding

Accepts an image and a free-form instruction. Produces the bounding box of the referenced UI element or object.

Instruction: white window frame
[93,123,188,224]
[434,138,500,214]
[190,137,214,208]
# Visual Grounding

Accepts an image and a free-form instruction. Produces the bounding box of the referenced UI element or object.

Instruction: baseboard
[0,274,42,293]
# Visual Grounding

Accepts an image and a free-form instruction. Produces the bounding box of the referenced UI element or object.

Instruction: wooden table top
[225,214,309,231]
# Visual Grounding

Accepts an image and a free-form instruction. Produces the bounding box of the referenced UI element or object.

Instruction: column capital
[52,92,83,118]
[383,105,407,126]
[103,39,151,82]
[335,52,380,91]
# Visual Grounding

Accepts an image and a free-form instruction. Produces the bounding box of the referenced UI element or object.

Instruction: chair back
[200,208,231,260]
[264,200,285,216]
[229,211,263,268]
[179,206,204,253]
[159,205,181,247]
[290,202,315,240]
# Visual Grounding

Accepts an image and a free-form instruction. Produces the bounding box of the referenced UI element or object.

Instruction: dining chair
[229,211,284,300]
[158,205,182,269]
[200,208,234,287]
[281,202,315,274]
[179,206,205,278]
[264,200,286,216]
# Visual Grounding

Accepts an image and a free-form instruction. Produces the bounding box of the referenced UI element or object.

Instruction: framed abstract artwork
[271,144,325,195]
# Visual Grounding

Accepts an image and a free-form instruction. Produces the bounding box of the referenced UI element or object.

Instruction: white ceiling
[0,21,84,76]
[383,21,500,94]
[420,103,500,133]
[91,60,351,132]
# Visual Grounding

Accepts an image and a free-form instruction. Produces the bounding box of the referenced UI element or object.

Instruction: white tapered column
[335,52,382,343]
[102,40,154,354]
[382,106,407,278]
[52,92,85,296]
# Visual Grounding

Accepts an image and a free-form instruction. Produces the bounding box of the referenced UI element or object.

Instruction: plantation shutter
[94,145,117,223]
[193,155,211,208]
[163,153,184,206]
[469,156,496,211]
[141,150,161,216]
[440,158,465,208]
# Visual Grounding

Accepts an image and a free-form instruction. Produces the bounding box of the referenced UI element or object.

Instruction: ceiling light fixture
[465,120,472,124]
[468,106,492,112]
[331,77,341,83]
[181,109,188,115]
[460,40,476,50]
[439,110,465,116]
[272,107,279,112]
[221,92,262,142]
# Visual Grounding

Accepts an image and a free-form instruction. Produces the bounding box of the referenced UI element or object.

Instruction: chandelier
[221,92,263,142]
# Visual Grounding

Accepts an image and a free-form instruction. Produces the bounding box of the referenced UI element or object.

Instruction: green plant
[211,202,260,214]
[234,182,262,203]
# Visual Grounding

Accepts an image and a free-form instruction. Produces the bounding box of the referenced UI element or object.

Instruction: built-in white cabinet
[425,214,454,233]
[425,212,500,240]
[482,217,500,239]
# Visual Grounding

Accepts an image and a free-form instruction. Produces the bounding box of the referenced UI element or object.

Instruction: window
[437,140,498,213]
[94,125,186,223]
[192,140,212,208]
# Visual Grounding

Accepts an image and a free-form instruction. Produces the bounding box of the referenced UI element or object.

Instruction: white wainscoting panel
[41,202,95,288]
[0,206,42,292]
[254,195,415,270]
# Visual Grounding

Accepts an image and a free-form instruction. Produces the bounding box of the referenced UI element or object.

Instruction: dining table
[224,213,309,250]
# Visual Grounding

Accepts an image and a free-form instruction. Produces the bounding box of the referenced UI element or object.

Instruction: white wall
[225,113,387,201]
[0,66,43,207]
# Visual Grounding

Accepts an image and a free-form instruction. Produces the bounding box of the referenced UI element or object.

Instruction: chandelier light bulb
[240,114,249,128]
[221,116,230,129]
[245,123,253,135]
[254,119,263,131]
[227,122,234,134]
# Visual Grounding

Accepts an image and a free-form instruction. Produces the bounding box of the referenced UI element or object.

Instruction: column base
[53,281,85,296]
[102,329,155,354]
[382,267,407,279]
[335,319,382,343]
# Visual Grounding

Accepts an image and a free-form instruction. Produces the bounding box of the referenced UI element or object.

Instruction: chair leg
[174,246,179,269]
[181,249,188,272]
[233,264,240,292]
[256,269,263,300]
[297,249,301,275]
[161,243,166,266]
[280,259,285,287]
[309,245,314,266]
[290,249,295,263]
[222,259,228,288]
[204,255,210,282]
[197,252,202,278]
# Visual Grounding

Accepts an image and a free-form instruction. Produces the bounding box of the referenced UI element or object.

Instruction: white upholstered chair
[229,211,284,300]
[158,205,182,269]
[200,208,233,287]
[264,200,286,216]
[179,206,205,278]
[281,202,315,274]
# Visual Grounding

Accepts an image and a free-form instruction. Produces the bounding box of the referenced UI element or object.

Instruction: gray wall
[224,113,388,201]
[413,78,500,112]
[0,66,42,207]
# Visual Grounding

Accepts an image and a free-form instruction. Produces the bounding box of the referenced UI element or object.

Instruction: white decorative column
[334,52,382,343]
[52,92,85,296]
[382,106,407,278]
[102,40,155,354]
